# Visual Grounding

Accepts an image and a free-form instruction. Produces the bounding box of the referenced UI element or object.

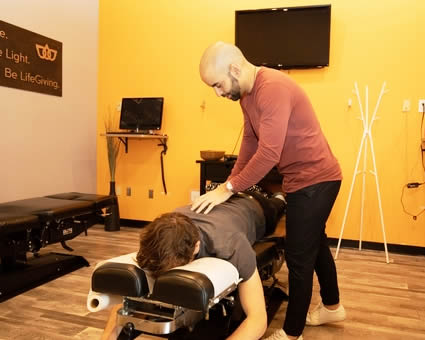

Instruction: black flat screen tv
[119,97,164,132]
[235,5,331,69]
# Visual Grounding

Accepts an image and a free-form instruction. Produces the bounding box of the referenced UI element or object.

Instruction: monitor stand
[132,128,149,134]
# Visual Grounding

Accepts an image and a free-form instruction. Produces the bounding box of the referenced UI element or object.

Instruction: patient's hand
[191,183,233,214]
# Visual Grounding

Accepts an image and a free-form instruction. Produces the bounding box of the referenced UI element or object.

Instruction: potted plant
[104,109,121,231]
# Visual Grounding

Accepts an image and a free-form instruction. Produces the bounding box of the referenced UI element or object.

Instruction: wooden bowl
[200,150,225,161]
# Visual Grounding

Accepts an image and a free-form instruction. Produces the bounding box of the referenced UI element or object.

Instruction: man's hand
[191,182,233,214]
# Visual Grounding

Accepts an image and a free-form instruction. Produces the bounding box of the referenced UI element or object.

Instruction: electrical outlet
[117,102,122,111]
[418,99,425,113]
[402,99,410,112]
[148,189,154,199]
[126,187,131,196]
[116,186,121,195]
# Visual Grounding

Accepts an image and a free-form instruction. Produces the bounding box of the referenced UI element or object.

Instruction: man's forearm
[229,131,258,185]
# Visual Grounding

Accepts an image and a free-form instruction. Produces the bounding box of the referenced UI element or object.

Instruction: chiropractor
[192,41,345,340]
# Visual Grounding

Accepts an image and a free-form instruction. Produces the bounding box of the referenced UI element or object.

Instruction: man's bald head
[199,42,246,82]
[199,42,257,100]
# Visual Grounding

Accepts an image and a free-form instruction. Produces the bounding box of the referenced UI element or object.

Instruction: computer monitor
[119,97,164,132]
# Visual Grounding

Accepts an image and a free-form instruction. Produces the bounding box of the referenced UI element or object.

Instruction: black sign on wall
[0,20,62,97]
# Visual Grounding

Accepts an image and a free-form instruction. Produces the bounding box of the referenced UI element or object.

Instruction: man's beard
[227,74,241,101]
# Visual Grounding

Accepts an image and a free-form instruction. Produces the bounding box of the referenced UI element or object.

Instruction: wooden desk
[196,159,282,194]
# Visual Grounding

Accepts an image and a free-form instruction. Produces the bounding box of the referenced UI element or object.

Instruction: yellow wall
[98,0,425,247]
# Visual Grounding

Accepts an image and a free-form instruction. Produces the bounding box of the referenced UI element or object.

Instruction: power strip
[407,182,421,188]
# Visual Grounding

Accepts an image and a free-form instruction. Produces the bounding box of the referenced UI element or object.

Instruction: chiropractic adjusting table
[0,192,118,302]
[88,221,287,340]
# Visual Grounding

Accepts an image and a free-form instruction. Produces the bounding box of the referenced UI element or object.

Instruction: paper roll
[87,289,122,312]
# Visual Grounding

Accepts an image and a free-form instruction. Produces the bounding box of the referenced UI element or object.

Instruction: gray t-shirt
[174,195,265,281]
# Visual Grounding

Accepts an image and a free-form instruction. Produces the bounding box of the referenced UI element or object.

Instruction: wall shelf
[101,133,168,154]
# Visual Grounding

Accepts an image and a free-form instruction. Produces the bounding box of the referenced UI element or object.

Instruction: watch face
[226,181,233,192]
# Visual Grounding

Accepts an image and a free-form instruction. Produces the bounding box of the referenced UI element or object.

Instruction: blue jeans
[283,180,341,337]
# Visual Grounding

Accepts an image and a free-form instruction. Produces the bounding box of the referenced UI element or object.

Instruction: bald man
[193,42,346,340]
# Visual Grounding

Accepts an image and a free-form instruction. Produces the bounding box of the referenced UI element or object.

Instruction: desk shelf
[101,133,168,154]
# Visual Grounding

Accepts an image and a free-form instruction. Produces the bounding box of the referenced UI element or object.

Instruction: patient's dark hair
[136,212,200,278]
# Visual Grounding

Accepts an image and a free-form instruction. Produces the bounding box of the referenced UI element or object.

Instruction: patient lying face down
[136,192,285,281]
[136,192,285,340]
[102,192,285,340]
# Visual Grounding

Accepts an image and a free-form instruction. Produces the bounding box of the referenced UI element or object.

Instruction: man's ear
[193,240,201,255]
[229,63,242,79]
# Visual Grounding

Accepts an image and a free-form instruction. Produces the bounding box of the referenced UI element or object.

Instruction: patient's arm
[100,304,123,340]
[226,268,267,340]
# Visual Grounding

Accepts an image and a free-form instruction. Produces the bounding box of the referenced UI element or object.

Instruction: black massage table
[0,192,118,302]
[89,234,287,340]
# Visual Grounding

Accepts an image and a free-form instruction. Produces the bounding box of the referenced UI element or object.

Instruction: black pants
[283,180,341,337]
[239,191,286,235]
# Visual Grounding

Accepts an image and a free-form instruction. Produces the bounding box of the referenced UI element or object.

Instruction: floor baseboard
[120,218,150,228]
[328,237,425,256]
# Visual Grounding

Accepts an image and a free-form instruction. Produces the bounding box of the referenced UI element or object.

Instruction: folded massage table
[88,236,287,340]
[0,192,118,302]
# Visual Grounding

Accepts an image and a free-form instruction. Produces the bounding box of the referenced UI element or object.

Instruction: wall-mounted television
[235,5,331,69]
[119,97,164,132]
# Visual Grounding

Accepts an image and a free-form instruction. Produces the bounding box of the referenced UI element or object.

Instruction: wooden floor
[1,225,425,340]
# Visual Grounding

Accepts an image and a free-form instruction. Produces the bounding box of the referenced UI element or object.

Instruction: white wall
[1,0,99,202]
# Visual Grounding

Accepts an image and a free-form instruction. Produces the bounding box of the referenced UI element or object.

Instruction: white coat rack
[334,82,390,263]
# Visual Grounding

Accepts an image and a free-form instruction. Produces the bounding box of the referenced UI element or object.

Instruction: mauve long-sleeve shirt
[228,67,342,193]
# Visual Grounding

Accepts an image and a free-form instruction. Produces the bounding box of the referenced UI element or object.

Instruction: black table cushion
[92,262,149,297]
[0,197,93,221]
[152,269,215,312]
[0,212,39,234]
[45,192,115,209]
